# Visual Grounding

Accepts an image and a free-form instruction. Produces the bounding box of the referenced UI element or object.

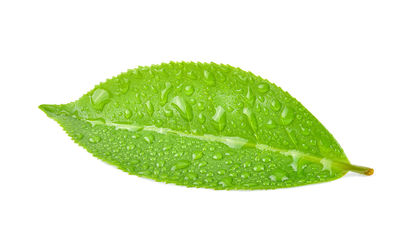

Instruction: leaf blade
[40,62,372,190]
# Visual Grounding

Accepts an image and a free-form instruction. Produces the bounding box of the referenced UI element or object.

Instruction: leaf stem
[332,161,374,176]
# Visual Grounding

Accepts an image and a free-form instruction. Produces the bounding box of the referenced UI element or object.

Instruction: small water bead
[156,161,165,168]
[74,133,83,140]
[164,108,173,117]
[212,106,227,131]
[131,159,140,165]
[116,77,130,94]
[91,88,110,110]
[198,113,206,123]
[219,177,232,187]
[171,96,193,121]
[160,82,172,105]
[243,107,258,132]
[184,85,194,96]
[257,82,270,94]
[198,161,208,168]
[203,69,216,85]
[197,102,205,111]
[187,70,197,80]
[245,86,256,105]
[270,99,281,111]
[217,169,226,175]
[144,135,154,144]
[145,101,154,116]
[185,173,197,180]
[88,135,101,143]
[281,106,295,125]
[172,160,190,170]
[300,125,311,135]
[124,109,133,119]
[240,172,250,179]
[192,151,203,160]
[258,95,266,103]
[162,145,172,151]
[155,119,163,127]
[189,98,196,105]
[212,152,223,160]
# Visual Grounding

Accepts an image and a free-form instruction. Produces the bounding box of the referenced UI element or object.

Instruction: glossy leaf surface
[40,62,372,190]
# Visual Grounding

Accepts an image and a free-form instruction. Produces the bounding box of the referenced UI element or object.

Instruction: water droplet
[270,99,281,111]
[145,101,154,116]
[245,86,255,105]
[184,85,194,96]
[265,119,276,129]
[171,96,193,121]
[88,135,101,143]
[187,70,197,79]
[253,164,265,172]
[300,124,311,135]
[172,160,190,170]
[198,161,208,167]
[124,109,132,119]
[144,135,154,144]
[217,169,226,175]
[164,108,173,117]
[243,107,258,132]
[241,172,250,179]
[160,82,172,105]
[197,102,205,111]
[212,106,226,131]
[219,177,232,187]
[270,170,288,182]
[192,151,203,160]
[116,77,130,94]
[203,70,216,85]
[198,113,206,123]
[91,88,110,110]
[257,82,270,93]
[281,106,295,125]
[74,133,83,140]
[212,152,223,160]
[163,145,172,151]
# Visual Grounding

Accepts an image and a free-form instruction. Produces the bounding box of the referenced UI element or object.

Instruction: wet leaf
[40,62,373,190]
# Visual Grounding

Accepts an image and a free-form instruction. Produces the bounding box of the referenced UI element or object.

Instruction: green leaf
[39,62,373,190]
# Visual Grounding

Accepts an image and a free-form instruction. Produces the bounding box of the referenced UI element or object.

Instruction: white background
[1,1,399,251]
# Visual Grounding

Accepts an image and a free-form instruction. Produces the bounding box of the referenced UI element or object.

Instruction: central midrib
[86,119,339,170]
[83,117,375,175]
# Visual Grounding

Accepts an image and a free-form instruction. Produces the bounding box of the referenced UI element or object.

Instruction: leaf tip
[39,104,60,117]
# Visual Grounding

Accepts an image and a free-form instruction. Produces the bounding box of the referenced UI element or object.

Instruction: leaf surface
[40,62,372,190]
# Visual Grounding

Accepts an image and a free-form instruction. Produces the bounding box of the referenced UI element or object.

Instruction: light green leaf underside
[40,62,367,190]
